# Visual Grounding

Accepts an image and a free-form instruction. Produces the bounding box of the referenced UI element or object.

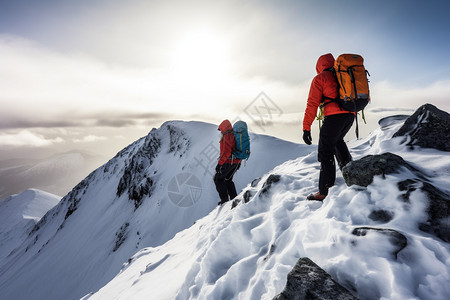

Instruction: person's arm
[303,76,323,132]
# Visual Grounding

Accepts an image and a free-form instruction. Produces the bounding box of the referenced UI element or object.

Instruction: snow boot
[306,192,326,201]
[218,199,229,206]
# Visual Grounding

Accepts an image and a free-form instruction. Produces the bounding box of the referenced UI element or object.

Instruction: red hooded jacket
[218,120,241,165]
[303,53,354,131]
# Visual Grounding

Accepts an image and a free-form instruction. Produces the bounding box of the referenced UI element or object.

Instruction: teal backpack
[232,121,250,160]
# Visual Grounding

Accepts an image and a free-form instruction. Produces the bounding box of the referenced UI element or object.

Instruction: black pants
[213,163,240,202]
[318,113,354,195]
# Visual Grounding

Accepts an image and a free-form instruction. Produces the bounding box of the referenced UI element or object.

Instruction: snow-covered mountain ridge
[84,107,450,300]
[0,120,308,300]
[0,189,60,264]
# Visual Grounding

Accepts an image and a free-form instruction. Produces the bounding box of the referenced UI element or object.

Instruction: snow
[85,117,450,300]
[1,118,449,300]
[0,120,307,300]
[0,189,60,263]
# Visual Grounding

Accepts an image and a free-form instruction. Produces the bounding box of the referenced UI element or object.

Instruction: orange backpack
[320,54,370,138]
[333,54,370,112]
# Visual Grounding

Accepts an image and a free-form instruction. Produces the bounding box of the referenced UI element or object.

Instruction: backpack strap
[320,67,340,109]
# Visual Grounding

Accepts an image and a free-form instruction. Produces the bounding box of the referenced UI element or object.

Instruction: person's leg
[214,172,229,203]
[215,163,239,204]
[224,163,240,200]
[318,157,335,196]
[317,113,354,196]
[335,114,355,170]
[225,180,237,200]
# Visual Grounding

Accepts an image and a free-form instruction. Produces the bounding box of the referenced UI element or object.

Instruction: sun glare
[170,29,231,85]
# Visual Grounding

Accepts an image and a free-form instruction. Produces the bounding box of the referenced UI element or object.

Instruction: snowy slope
[84,116,450,300]
[0,189,60,265]
[0,120,308,300]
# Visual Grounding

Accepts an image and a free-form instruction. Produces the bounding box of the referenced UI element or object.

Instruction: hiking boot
[218,199,229,206]
[306,192,326,201]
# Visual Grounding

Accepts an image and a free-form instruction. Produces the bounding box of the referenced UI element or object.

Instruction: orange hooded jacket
[303,53,354,131]
[218,120,241,165]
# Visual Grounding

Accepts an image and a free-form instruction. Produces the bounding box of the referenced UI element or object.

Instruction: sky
[1,0,450,160]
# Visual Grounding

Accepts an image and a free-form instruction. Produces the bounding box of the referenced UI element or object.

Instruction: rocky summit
[393,103,450,151]
[273,257,358,300]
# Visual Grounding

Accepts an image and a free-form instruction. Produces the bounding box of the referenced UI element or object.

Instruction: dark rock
[251,177,262,187]
[344,153,449,242]
[368,210,394,223]
[261,174,281,195]
[399,179,450,242]
[231,199,240,209]
[117,133,160,209]
[273,257,358,300]
[352,227,407,259]
[392,103,450,151]
[113,222,130,252]
[167,124,190,155]
[342,152,415,187]
[243,190,253,203]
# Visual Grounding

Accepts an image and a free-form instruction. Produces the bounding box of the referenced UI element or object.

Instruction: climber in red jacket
[214,119,241,205]
[302,53,354,200]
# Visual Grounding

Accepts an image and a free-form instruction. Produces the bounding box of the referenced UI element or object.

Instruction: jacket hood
[316,53,335,74]
[218,119,233,133]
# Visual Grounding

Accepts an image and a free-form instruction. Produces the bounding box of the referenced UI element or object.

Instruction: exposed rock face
[342,152,415,187]
[261,174,281,195]
[398,179,450,243]
[392,103,450,151]
[116,133,161,209]
[273,257,358,300]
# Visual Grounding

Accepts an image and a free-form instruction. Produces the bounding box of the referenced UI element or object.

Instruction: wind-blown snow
[84,117,450,300]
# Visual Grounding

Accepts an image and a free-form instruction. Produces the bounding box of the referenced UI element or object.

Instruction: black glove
[215,164,222,173]
[303,130,312,145]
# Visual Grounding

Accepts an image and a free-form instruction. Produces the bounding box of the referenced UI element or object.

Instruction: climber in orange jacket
[214,119,241,205]
[302,53,354,200]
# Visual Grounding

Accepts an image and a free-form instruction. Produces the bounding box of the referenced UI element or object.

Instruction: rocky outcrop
[273,257,358,300]
[342,152,416,187]
[398,179,450,242]
[343,153,450,243]
[392,103,450,151]
[117,132,161,209]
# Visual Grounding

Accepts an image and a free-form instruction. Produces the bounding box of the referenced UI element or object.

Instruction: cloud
[370,80,450,113]
[0,119,81,130]
[73,135,107,143]
[368,107,415,114]
[0,130,64,147]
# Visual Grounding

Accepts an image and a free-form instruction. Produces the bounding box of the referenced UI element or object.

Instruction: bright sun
[170,29,231,84]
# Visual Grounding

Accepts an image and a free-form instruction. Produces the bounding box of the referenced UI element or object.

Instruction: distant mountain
[0,150,108,199]
[0,189,60,264]
[0,120,307,300]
